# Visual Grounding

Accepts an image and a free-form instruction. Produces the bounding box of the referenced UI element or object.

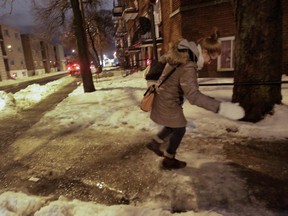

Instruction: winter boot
[161,151,186,169]
[146,141,164,157]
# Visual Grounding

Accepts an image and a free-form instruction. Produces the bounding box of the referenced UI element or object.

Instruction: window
[4,29,10,37]
[10,59,15,65]
[217,36,235,71]
[15,33,19,39]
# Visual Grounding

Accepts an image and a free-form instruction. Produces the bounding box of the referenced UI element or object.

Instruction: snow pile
[0,192,222,216]
[0,91,16,116]
[0,191,46,215]
[14,76,74,110]
[0,76,74,116]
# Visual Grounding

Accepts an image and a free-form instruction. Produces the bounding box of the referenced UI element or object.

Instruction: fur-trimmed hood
[164,39,199,65]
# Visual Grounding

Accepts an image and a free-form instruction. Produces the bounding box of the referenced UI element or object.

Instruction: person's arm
[180,64,244,120]
[180,64,220,112]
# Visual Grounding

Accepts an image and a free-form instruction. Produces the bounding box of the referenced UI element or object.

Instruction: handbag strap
[158,64,181,88]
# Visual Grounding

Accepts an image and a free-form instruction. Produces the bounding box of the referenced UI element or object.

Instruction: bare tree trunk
[70,0,95,92]
[232,0,282,122]
[87,24,101,69]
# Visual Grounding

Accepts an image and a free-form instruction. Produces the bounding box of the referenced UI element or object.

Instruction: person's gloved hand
[218,102,245,120]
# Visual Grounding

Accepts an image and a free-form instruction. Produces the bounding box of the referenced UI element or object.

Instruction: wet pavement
[0,77,287,215]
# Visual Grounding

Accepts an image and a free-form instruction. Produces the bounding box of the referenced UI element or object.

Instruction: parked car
[66,62,99,76]
[66,62,80,76]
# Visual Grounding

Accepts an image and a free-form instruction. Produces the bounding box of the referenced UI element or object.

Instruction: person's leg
[153,126,173,143]
[162,127,187,169]
[147,126,173,156]
[166,127,186,155]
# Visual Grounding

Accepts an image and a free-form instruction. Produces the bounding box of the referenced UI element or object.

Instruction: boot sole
[160,163,187,170]
[161,160,187,170]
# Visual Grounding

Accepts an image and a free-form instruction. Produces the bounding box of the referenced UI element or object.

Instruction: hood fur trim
[165,39,199,65]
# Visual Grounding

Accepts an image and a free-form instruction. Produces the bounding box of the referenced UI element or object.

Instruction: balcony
[122,7,138,21]
[140,37,163,47]
[112,6,124,17]
[114,24,127,38]
[115,31,127,38]
[127,46,141,53]
[130,29,163,48]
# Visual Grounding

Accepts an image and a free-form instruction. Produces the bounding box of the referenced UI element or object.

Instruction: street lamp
[7,45,12,52]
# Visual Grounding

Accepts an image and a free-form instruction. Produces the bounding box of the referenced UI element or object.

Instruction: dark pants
[157,126,186,155]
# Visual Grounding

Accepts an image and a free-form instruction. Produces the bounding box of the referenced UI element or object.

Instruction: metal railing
[199,80,288,86]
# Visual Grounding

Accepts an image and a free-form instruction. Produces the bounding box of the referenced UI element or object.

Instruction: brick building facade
[113,0,288,77]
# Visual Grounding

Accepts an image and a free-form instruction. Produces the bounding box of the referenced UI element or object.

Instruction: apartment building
[21,34,65,76]
[113,0,163,70]
[0,23,66,82]
[161,0,288,77]
[40,40,57,73]
[21,34,46,76]
[0,24,27,80]
[113,0,288,77]
[54,44,66,72]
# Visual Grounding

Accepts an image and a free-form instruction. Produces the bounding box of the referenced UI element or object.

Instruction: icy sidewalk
[0,70,287,216]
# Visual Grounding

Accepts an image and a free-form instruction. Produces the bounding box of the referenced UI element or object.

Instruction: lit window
[217,36,235,71]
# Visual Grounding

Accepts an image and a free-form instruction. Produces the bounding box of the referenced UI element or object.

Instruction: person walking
[146,28,245,169]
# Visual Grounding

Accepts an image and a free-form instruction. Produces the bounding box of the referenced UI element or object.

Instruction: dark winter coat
[150,39,220,128]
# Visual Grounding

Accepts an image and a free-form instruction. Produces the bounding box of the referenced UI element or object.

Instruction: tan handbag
[140,85,156,112]
[140,64,180,112]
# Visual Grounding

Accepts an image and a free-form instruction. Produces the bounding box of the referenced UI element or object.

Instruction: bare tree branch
[0,0,16,14]
[32,0,71,36]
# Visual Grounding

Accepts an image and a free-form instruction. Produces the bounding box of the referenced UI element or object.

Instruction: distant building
[54,44,66,72]
[21,34,65,76]
[0,23,66,82]
[0,24,28,80]
[21,34,45,76]
[40,40,57,73]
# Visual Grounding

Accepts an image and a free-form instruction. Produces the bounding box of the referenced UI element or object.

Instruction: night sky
[0,0,113,34]
[0,0,36,33]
